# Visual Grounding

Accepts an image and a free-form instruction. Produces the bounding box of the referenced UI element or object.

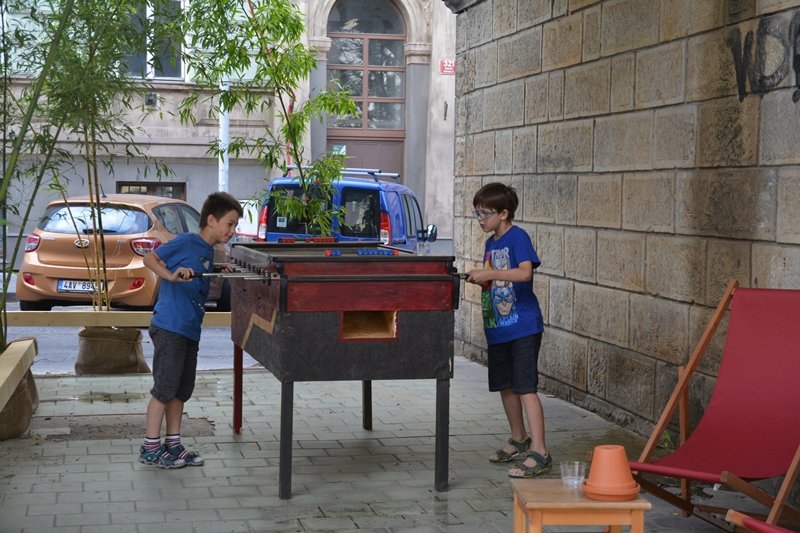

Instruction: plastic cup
[560,461,588,488]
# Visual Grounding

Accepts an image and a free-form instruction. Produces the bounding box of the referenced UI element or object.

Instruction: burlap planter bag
[0,374,33,440]
[75,326,150,375]
[26,369,38,413]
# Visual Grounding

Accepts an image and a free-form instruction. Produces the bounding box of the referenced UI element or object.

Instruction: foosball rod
[194,271,469,281]
[190,271,279,280]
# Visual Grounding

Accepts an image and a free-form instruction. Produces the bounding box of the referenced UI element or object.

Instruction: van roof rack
[341,168,400,182]
[284,165,400,182]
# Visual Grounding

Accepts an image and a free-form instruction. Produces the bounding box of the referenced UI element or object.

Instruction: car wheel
[214,280,232,312]
[19,300,53,311]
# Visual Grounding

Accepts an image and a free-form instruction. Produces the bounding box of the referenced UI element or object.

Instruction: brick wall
[449,0,800,435]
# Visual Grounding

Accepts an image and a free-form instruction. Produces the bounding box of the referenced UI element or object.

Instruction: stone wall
[448,0,800,435]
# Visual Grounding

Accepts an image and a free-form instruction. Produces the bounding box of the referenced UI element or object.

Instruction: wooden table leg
[279,381,294,500]
[434,378,450,492]
[233,344,243,434]
[630,510,644,533]
[513,493,525,533]
[528,510,543,533]
[362,380,372,430]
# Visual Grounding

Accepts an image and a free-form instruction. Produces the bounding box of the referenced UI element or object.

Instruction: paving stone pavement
[0,356,766,532]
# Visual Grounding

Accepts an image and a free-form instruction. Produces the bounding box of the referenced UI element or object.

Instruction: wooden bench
[4,310,230,376]
[5,310,231,328]
[0,338,37,412]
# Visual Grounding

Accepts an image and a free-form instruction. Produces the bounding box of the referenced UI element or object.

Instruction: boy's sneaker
[139,444,186,469]
[167,444,205,466]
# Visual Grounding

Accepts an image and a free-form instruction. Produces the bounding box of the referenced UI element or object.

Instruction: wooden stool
[510,478,652,532]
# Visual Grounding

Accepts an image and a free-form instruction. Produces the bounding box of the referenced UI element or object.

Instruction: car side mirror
[426,224,438,243]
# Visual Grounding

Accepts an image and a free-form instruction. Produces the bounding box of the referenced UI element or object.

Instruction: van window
[267,185,332,234]
[401,193,423,238]
[383,190,405,243]
[340,187,380,238]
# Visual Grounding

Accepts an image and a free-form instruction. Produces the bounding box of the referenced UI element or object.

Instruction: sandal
[488,436,531,463]
[508,450,553,478]
[167,444,205,466]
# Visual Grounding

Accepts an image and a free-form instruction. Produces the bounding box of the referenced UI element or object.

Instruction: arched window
[326,0,406,131]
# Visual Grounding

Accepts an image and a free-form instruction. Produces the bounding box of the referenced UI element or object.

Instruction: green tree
[180,0,357,235]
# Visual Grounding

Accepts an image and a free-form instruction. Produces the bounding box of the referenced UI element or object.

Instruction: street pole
[218,76,230,192]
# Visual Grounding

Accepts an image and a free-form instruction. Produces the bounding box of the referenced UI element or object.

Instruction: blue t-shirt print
[150,232,214,342]
[481,225,544,345]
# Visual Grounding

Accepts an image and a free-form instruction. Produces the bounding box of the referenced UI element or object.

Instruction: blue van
[255,169,437,251]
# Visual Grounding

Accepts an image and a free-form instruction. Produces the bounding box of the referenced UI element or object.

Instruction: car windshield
[38,204,152,235]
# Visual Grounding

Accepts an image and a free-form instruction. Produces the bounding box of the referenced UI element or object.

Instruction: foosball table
[224,241,459,499]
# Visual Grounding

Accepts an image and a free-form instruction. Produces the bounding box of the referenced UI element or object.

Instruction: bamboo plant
[0,0,76,350]
[1,0,176,328]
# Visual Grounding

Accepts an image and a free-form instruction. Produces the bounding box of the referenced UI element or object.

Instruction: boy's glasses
[472,209,497,220]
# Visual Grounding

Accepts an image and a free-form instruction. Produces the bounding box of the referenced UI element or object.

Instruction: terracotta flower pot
[583,444,640,501]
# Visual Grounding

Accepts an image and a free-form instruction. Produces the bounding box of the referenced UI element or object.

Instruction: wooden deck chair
[629,280,800,531]
[726,509,797,533]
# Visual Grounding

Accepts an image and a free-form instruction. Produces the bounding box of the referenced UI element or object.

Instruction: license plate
[57,279,103,293]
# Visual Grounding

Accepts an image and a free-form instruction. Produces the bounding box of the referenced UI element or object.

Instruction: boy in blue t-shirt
[466,183,551,478]
[138,192,242,468]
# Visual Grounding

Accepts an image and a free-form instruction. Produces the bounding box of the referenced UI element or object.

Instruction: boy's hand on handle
[466,269,492,287]
[173,267,194,282]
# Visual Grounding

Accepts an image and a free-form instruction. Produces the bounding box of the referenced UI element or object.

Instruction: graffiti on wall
[727,11,800,102]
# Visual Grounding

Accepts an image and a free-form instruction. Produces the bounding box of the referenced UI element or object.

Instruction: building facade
[7,0,456,260]
[445,0,800,435]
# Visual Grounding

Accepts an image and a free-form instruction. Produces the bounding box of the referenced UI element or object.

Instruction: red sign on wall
[439,59,456,75]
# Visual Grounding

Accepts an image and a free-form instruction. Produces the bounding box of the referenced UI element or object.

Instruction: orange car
[16,194,230,311]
